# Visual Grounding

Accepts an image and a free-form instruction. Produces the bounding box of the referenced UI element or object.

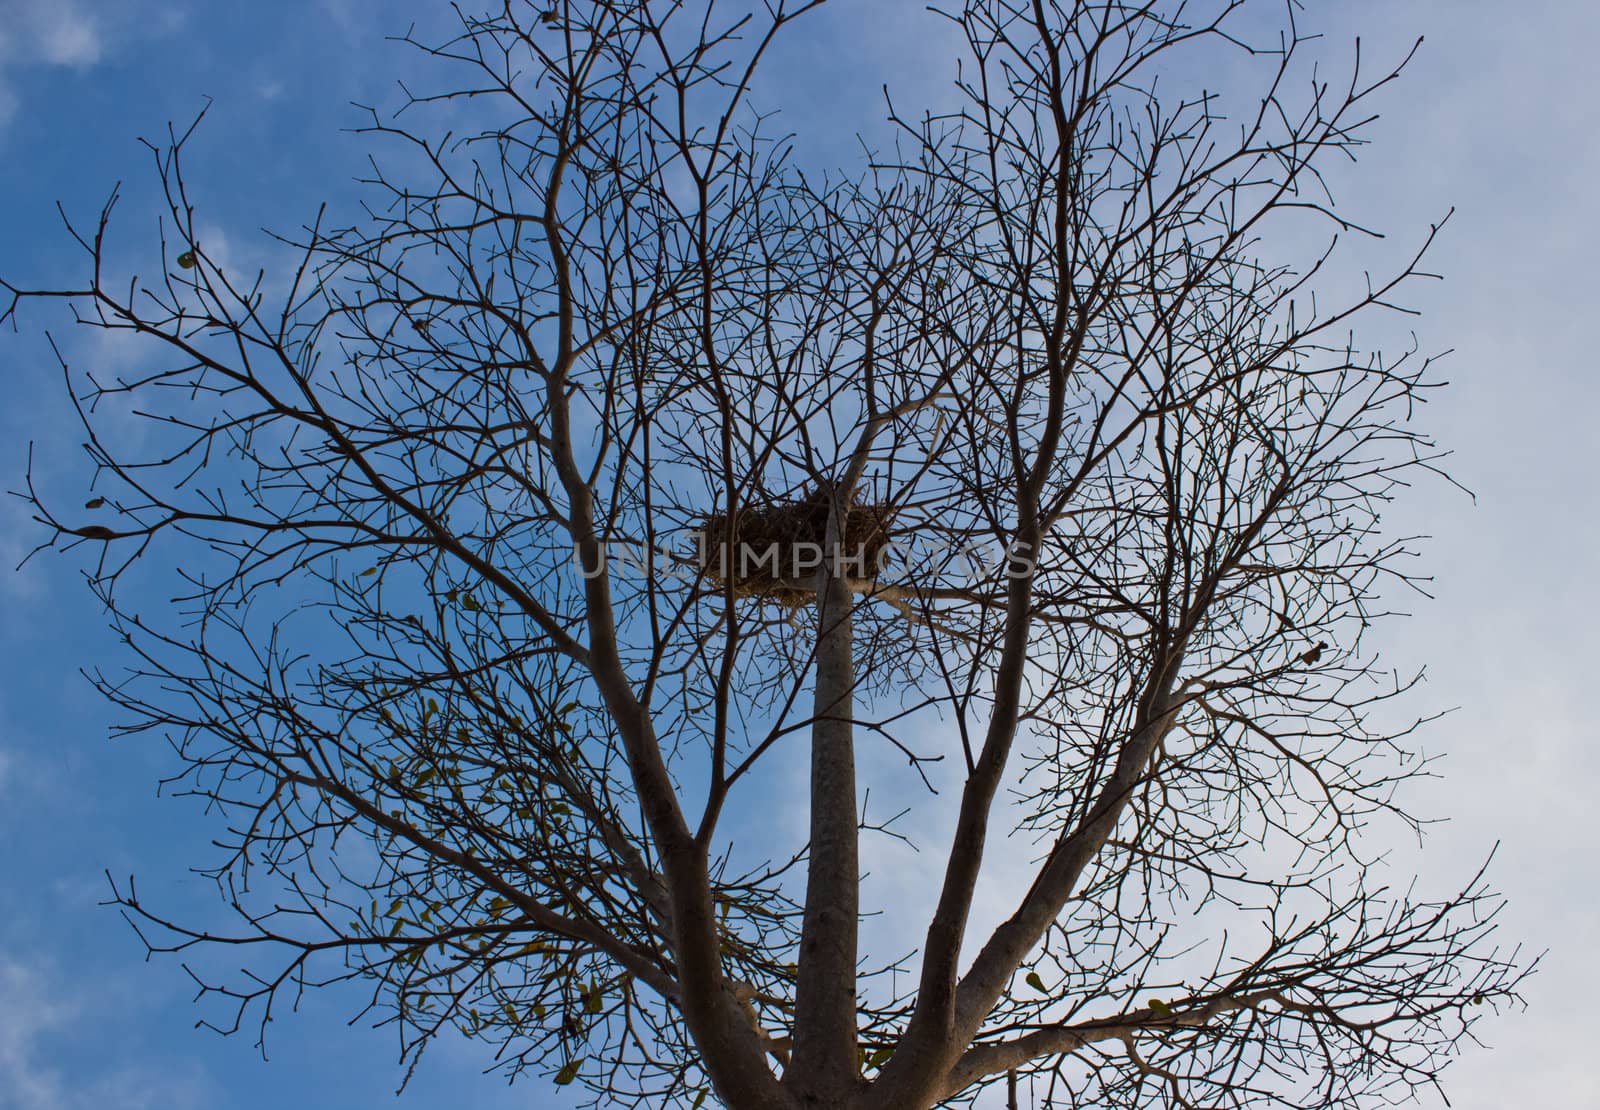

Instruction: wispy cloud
[0,0,103,66]
[0,0,104,125]
[0,957,217,1110]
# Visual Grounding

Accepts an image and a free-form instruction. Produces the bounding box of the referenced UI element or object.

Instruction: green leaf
[415,767,437,787]
[176,250,196,269]
[1024,971,1046,993]
[1148,998,1172,1016]
[553,1059,580,1085]
[867,1047,893,1068]
[584,986,603,1014]
[461,594,482,612]
[359,567,377,577]
[692,1091,709,1109]
[84,497,105,509]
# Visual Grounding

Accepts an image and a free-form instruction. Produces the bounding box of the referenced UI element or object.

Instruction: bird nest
[695,490,894,606]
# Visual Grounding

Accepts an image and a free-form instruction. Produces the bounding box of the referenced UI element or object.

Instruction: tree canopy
[3,2,1529,1107]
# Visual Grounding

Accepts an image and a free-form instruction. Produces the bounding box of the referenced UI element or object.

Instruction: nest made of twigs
[695,489,894,606]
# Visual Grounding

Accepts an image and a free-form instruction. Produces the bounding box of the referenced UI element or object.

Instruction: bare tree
[3,2,1529,1108]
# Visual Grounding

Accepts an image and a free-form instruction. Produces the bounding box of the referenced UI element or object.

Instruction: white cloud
[0,960,73,1109]
[0,957,216,1110]
[0,0,105,126]
[29,7,102,67]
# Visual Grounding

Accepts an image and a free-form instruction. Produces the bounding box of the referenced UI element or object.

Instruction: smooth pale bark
[788,531,863,1105]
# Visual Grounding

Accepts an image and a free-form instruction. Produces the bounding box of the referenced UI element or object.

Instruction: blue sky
[1,1,1596,1108]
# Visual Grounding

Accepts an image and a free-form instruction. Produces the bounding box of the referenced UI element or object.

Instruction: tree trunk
[788,550,861,1104]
